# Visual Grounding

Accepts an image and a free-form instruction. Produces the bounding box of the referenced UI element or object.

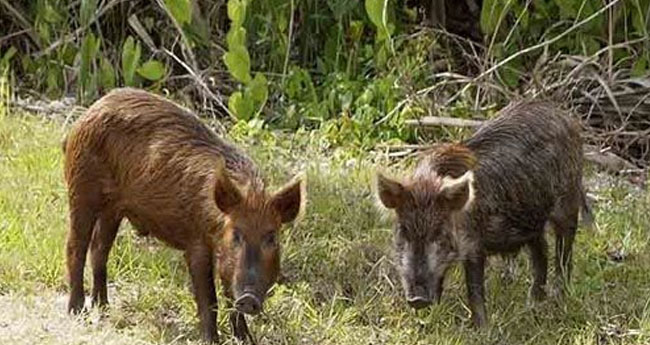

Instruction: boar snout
[235,292,262,315]
[406,285,432,309]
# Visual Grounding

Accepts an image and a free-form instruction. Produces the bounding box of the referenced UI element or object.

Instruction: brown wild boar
[376,101,591,327]
[63,88,305,342]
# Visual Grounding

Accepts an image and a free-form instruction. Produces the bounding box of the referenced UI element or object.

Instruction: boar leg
[90,211,121,308]
[230,310,254,343]
[551,194,579,294]
[66,203,99,314]
[463,256,487,327]
[186,245,218,343]
[553,221,577,292]
[527,236,548,301]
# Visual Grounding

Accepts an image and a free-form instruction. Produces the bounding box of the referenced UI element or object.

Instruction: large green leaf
[99,56,116,90]
[228,91,254,120]
[0,47,17,68]
[248,72,268,105]
[164,0,192,25]
[80,33,99,101]
[121,36,141,86]
[224,46,251,84]
[481,0,513,36]
[228,0,248,28]
[80,0,98,27]
[226,27,247,50]
[137,60,167,81]
[632,55,649,77]
[79,33,96,90]
[555,0,578,18]
[365,0,392,40]
[632,0,650,35]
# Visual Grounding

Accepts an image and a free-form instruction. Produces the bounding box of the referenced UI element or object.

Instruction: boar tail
[579,186,594,230]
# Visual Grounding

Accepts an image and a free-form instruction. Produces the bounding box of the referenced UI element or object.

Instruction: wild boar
[63,88,305,342]
[376,101,590,326]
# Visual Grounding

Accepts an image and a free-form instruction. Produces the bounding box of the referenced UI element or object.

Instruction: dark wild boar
[376,101,590,327]
[63,88,305,342]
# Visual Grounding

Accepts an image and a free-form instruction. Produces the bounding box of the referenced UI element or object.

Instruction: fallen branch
[404,116,484,128]
[583,145,638,173]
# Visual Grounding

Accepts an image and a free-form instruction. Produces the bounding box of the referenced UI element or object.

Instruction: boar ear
[440,170,475,211]
[271,175,305,223]
[213,161,243,214]
[376,172,407,209]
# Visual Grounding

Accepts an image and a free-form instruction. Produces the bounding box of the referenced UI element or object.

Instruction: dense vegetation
[1,0,649,148]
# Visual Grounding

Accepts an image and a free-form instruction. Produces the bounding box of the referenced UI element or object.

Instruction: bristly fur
[62,88,305,342]
[374,100,588,328]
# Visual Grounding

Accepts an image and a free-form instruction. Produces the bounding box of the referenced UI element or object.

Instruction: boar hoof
[235,293,262,315]
[528,286,547,303]
[67,295,86,314]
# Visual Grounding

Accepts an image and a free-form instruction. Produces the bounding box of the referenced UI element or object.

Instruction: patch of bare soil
[0,292,151,345]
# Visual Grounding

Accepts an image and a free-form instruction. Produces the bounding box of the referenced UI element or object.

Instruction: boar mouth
[405,285,433,309]
[406,295,432,309]
[234,290,263,315]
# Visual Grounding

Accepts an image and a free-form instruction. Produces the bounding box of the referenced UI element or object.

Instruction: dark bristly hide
[377,100,591,327]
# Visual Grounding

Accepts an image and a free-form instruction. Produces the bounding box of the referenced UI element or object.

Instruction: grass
[0,112,649,345]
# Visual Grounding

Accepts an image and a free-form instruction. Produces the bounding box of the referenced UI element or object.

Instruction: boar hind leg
[463,256,487,327]
[550,194,579,294]
[527,236,548,301]
[66,192,102,313]
[90,211,121,308]
[185,244,218,343]
[230,310,254,343]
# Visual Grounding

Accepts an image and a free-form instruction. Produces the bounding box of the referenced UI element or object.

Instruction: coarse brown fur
[62,88,305,343]
[377,100,591,327]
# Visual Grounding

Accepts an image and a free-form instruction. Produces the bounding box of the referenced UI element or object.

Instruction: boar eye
[232,229,243,246]
[263,232,277,247]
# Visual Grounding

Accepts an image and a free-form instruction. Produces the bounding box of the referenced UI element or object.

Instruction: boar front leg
[528,236,548,302]
[463,256,487,327]
[185,245,218,343]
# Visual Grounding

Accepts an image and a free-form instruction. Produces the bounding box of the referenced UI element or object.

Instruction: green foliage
[224,0,268,120]
[223,46,251,84]
[164,0,192,25]
[137,60,167,81]
[121,36,141,87]
[1,0,649,145]
[79,0,98,27]
[79,32,100,102]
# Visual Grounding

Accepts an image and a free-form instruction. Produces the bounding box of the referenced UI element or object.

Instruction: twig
[0,0,41,48]
[34,0,126,57]
[127,14,157,52]
[162,48,235,120]
[155,0,199,72]
[404,116,484,128]
[476,0,622,81]
[281,0,295,86]
[0,29,31,45]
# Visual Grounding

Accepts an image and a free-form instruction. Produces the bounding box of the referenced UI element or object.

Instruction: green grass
[1,112,649,345]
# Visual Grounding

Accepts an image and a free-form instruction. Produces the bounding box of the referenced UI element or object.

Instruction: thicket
[1,0,649,154]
